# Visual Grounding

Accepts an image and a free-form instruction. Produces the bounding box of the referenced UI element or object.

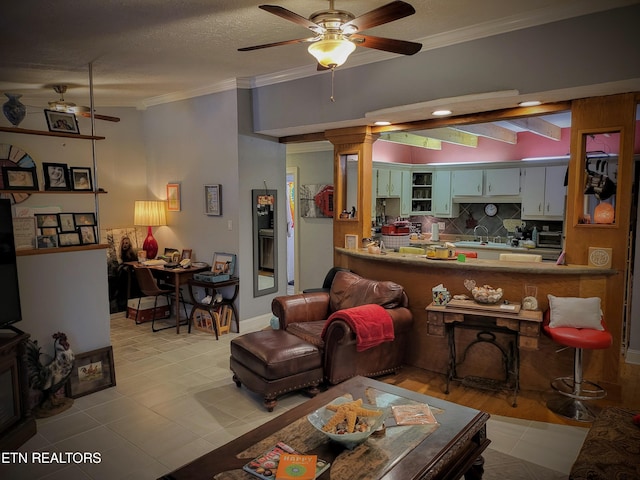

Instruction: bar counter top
[335,247,617,276]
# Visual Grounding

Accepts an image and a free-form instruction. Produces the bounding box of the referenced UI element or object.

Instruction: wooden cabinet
[432,170,459,218]
[521,165,566,219]
[376,168,402,197]
[484,168,521,195]
[411,171,433,213]
[451,169,482,196]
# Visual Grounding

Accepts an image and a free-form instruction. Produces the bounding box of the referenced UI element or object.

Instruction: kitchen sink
[454,240,515,249]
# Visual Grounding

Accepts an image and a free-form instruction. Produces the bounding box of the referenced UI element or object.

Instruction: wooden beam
[412,127,478,147]
[378,132,442,149]
[452,123,518,144]
[505,117,562,141]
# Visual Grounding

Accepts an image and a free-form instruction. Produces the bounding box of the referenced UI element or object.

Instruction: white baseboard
[626,348,640,365]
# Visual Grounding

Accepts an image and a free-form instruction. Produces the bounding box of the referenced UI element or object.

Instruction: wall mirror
[252,189,278,297]
[578,130,620,226]
[341,153,359,219]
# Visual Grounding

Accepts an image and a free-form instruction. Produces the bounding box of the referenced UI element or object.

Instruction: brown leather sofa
[271,270,413,385]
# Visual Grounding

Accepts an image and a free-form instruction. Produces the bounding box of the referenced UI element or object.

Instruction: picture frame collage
[31,211,97,249]
[1,162,93,192]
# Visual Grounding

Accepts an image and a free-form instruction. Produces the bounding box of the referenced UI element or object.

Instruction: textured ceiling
[1,0,636,115]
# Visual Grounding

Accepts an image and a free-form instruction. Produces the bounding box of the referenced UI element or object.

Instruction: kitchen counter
[336,247,614,275]
[334,246,618,392]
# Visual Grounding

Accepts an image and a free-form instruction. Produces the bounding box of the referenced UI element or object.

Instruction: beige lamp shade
[308,38,356,68]
[134,201,167,227]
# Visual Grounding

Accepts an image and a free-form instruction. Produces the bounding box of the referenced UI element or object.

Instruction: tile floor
[1,313,587,479]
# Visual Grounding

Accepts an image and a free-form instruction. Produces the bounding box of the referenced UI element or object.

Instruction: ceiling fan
[239,1,422,69]
[48,85,120,123]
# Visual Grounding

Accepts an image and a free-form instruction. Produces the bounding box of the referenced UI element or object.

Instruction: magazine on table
[242,441,330,480]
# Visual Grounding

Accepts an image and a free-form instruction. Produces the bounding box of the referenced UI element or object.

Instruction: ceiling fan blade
[350,34,422,55]
[259,5,320,30]
[238,36,317,52]
[344,1,416,32]
[78,112,121,122]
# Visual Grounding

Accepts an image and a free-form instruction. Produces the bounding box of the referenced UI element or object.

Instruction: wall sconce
[134,200,167,260]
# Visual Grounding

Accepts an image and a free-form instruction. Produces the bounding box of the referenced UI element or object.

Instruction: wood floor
[381,360,640,426]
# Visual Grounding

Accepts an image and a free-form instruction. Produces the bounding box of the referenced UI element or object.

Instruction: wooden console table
[426,300,543,407]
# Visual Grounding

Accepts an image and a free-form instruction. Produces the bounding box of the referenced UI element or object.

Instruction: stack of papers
[142,259,166,266]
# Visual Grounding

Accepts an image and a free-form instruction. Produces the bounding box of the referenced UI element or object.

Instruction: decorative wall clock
[484,203,498,217]
[0,143,36,204]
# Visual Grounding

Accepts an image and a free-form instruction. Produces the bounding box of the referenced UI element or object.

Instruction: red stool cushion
[543,310,612,350]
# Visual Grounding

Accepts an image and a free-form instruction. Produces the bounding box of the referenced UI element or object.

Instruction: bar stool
[543,308,612,422]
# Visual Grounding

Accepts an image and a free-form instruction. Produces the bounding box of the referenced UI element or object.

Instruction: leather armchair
[271,271,413,385]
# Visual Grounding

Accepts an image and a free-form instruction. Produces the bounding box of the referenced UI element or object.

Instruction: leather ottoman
[230,329,323,411]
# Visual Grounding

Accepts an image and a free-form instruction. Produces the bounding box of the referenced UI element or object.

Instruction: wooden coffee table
[160,376,490,480]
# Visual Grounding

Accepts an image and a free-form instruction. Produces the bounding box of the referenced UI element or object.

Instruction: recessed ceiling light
[432,109,452,116]
[374,121,391,126]
[519,100,541,107]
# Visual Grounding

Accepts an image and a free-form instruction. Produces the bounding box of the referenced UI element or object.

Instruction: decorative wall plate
[522,296,538,310]
[0,143,36,204]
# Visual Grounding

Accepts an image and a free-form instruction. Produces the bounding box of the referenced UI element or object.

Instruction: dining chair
[134,267,189,332]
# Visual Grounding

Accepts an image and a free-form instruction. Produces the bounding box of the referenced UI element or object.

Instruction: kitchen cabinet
[451,169,482,196]
[411,171,433,213]
[484,168,521,195]
[452,167,521,197]
[376,168,402,197]
[371,167,378,218]
[432,170,459,218]
[521,165,566,219]
[400,170,412,216]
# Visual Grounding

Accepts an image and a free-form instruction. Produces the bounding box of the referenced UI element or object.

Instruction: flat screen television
[0,199,22,329]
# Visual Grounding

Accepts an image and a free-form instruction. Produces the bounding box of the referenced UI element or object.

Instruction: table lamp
[134,200,167,260]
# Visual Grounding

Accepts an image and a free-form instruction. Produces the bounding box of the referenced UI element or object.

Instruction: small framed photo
[70,167,93,191]
[58,213,76,232]
[204,184,222,216]
[73,212,96,226]
[41,227,58,236]
[12,217,36,250]
[1,166,39,190]
[167,183,181,211]
[79,225,97,244]
[44,109,80,134]
[181,249,192,260]
[58,232,81,247]
[37,235,58,249]
[42,162,71,191]
[35,213,60,229]
[65,346,116,398]
[345,234,359,250]
[212,252,236,275]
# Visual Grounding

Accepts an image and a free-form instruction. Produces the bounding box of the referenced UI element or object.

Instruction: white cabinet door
[485,168,521,195]
[372,167,379,218]
[544,165,567,217]
[432,170,459,218]
[376,168,390,197]
[376,168,401,197]
[521,165,566,219]
[388,169,402,197]
[452,169,482,196]
[400,170,412,216]
[521,167,546,217]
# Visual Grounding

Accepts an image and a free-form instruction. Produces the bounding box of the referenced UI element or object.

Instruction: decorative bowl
[307,397,388,450]
[471,285,503,304]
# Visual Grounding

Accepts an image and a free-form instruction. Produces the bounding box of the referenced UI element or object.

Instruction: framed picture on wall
[167,183,181,211]
[204,184,222,216]
[42,162,71,191]
[44,109,80,134]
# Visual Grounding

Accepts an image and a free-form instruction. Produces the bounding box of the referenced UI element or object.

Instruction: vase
[2,93,27,126]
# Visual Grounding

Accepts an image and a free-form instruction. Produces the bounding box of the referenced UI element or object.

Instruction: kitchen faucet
[474,225,489,242]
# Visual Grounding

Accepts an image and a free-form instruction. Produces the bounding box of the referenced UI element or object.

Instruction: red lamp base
[142,226,158,259]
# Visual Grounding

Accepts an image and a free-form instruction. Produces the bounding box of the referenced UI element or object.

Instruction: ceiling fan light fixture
[308,38,356,68]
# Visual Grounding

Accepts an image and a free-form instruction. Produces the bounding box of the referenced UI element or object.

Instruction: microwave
[537,231,563,248]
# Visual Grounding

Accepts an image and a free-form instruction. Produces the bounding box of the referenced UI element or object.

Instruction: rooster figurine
[25,332,75,416]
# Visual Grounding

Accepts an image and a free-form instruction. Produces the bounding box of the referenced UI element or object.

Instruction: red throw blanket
[321,304,394,352]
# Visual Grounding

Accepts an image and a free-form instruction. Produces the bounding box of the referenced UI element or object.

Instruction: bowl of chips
[307,397,387,450]
[471,284,503,304]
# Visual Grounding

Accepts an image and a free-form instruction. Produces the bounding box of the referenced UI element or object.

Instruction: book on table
[242,441,330,480]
